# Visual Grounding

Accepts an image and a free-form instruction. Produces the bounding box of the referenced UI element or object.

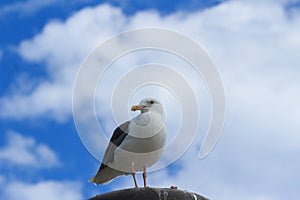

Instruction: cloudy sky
[1,0,300,199]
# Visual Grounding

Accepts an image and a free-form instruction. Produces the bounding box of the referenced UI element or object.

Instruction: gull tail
[89,166,125,185]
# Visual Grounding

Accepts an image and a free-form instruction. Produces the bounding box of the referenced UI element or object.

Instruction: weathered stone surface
[88,187,209,200]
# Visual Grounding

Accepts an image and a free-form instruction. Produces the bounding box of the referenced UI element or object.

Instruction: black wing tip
[98,162,110,172]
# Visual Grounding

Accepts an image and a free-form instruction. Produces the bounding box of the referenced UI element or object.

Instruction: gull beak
[131,105,144,111]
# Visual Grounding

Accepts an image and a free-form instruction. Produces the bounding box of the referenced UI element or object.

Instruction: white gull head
[130,98,165,138]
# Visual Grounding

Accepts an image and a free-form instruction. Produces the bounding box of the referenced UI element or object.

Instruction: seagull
[89,98,167,188]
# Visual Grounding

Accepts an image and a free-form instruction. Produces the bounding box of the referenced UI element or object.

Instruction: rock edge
[88,187,209,200]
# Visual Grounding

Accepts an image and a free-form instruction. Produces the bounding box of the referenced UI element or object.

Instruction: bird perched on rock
[89,98,167,188]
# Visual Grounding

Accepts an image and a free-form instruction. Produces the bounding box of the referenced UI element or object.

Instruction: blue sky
[1,0,300,199]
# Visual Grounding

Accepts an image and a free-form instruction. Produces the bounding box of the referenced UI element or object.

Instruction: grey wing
[98,121,130,171]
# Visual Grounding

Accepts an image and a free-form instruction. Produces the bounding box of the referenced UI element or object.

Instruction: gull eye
[150,100,154,104]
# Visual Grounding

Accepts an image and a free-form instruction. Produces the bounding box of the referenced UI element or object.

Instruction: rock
[88,187,209,200]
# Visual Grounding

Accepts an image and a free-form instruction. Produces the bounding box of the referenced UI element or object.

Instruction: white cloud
[0,4,127,121]
[0,1,300,199]
[0,0,59,16]
[0,133,82,200]
[0,131,60,169]
[1,180,83,200]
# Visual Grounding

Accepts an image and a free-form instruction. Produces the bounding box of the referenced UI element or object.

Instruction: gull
[89,98,167,188]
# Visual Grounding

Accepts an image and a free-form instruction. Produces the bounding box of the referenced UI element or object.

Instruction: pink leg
[142,167,147,188]
[131,163,138,188]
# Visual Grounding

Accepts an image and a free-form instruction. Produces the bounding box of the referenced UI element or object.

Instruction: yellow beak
[131,105,144,111]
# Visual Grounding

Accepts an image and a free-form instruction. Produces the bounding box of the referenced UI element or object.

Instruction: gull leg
[143,167,147,188]
[131,163,138,188]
